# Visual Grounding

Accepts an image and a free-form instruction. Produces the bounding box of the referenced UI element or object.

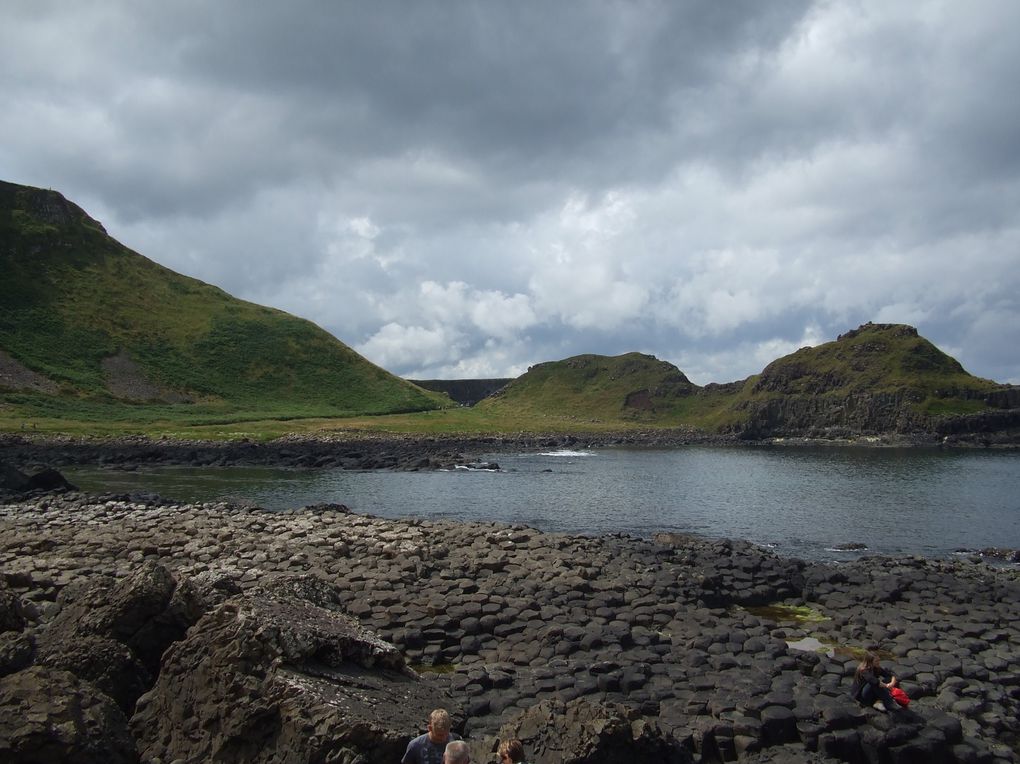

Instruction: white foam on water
[538,450,596,457]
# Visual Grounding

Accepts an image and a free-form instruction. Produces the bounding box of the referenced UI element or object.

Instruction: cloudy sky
[3,1,1019,384]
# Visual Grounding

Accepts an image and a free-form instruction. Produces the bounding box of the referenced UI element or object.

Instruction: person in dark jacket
[851,651,900,711]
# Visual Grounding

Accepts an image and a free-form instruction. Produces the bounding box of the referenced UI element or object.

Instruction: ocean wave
[538,450,596,457]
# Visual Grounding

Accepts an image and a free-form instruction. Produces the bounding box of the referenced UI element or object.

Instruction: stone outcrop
[35,564,168,698]
[0,666,137,763]
[0,495,1017,763]
[0,349,59,395]
[0,462,77,500]
[32,560,239,715]
[732,392,930,440]
[495,698,693,763]
[101,350,192,403]
[132,582,457,764]
[0,578,27,634]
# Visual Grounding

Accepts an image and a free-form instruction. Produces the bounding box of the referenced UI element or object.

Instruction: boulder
[0,665,138,763]
[131,584,458,763]
[0,631,34,677]
[0,579,27,633]
[0,463,31,493]
[25,467,77,493]
[43,562,241,665]
[42,562,176,653]
[0,463,77,495]
[36,563,236,711]
[494,698,693,764]
[129,567,241,673]
[37,635,150,715]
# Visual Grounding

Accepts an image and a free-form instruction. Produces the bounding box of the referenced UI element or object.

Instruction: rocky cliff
[721,324,1019,443]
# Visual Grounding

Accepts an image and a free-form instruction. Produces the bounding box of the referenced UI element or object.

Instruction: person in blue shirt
[401,709,461,764]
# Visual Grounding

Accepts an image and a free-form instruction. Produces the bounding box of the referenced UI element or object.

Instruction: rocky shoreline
[4,427,1009,478]
[1,490,1018,763]
[0,431,725,474]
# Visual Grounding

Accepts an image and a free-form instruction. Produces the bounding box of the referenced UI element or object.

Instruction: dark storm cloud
[2,1,1019,384]
[3,1,812,218]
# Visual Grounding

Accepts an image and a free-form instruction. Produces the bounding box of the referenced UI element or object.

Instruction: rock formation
[133,580,455,763]
[0,494,1017,763]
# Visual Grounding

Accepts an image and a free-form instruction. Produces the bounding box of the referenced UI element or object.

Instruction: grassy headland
[0,180,448,429]
[1,180,1013,443]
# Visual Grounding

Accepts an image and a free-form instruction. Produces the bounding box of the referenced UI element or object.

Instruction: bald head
[444,740,470,764]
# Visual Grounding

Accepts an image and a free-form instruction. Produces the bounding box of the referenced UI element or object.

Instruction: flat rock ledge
[1,494,1018,763]
[0,431,729,477]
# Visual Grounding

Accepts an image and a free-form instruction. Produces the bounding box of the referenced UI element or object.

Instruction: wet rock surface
[0,494,1017,763]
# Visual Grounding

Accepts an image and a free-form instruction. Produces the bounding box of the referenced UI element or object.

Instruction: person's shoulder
[404,732,429,752]
[401,733,429,763]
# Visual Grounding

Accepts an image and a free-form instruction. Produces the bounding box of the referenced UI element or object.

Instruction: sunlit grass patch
[407,662,458,675]
[742,603,830,624]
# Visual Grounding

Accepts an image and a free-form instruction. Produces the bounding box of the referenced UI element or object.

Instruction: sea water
[64,445,1020,562]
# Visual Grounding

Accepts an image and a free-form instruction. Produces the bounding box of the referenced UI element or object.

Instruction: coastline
[3,428,1015,476]
[1,493,1018,762]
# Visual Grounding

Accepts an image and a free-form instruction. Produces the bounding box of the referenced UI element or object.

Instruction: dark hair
[855,651,881,679]
[498,739,526,763]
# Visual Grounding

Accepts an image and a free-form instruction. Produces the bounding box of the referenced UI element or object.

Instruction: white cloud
[357,323,463,373]
[2,1,1019,385]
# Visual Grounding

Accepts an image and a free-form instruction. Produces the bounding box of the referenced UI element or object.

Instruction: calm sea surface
[64,446,1020,562]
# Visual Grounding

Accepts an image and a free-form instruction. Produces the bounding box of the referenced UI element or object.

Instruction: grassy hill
[476,352,705,424]
[711,323,1008,437]
[1,179,1012,441]
[738,323,998,411]
[0,180,447,426]
[474,324,1011,438]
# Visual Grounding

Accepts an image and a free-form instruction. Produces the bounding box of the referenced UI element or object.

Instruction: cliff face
[730,390,1020,443]
[719,323,1018,442]
[732,391,927,439]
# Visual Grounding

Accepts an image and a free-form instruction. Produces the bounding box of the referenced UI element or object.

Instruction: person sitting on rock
[444,740,471,764]
[497,738,527,763]
[402,708,461,764]
[851,651,900,712]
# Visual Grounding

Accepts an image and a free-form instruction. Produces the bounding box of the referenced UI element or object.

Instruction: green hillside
[476,324,1011,437]
[700,322,1009,437]
[0,180,447,424]
[476,352,705,423]
[734,323,1000,413]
